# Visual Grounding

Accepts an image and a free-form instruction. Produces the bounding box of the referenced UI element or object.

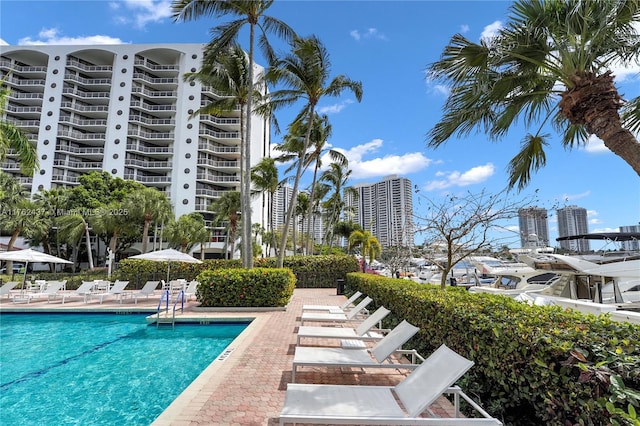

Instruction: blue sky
[1,0,639,249]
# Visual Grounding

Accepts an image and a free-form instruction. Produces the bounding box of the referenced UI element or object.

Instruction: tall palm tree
[427,0,640,189]
[172,0,296,269]
[266,35,363,267]
[250,157,280,256]
[0,76,38,176]
[57,213,94,271]
[209,190,241,259]
[125,187,173,254]
[293,191,309,255]
[90,201,138,269]
[319,161,357,250]
[165,212,209,253]
[0,171,29,271]
[348,229,382,272]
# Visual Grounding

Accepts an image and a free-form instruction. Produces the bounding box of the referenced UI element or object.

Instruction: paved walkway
[0,287,459,425]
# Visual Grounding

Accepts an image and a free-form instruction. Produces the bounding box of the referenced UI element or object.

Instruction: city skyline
[1,0,639,250]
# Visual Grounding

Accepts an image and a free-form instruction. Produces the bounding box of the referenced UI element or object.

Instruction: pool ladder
[156,290,185,329]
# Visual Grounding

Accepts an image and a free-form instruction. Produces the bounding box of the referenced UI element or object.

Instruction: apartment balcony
[53,159,103,171]
[59,102,109,117]
[3,77,46,91]
[198,128,240,145]
[123,173,171,186]
[5,105,42,119]
[61,88,111,104]
[126,143,173,156]
[0,162,22,170]
[196,158,239,172]
[51,174,79,184]
[199,114,240,129]
[124,158,172,170]
[57,130,106,144]
[132,73,178,89]
[197,142,240,159]
[5,118,40,131]
[200,98,241,116]
[196,173,239,187]
[195,188,225,198]
[133,59,179,76]
[129,101,175,117]
[129,115,175,130]
[58,116,107,131]
[127,129,174,142]
[0,61,47,76]
[8,91,43,105]
[55,144,104,159]
[64,73,112,89]
[15,176,33,186]
[131,86,177,100]
[65,58,113,77]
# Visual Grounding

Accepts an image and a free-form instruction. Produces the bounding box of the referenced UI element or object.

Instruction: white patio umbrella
[128,248,202,282]
[0,249,73,288]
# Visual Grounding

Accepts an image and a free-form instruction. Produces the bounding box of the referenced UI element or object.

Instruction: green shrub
[196,268,295,307]
[348,273,640,426]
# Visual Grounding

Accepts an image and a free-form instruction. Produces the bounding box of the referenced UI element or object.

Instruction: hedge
[348,273,640,426]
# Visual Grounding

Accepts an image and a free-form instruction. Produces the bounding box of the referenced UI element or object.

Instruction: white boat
[467,256,560,296]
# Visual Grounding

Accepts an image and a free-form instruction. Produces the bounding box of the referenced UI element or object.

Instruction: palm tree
[172,0,296,269]
[209,191,241,259]
[57,212,94,271]
[319,161,357,250]
[0,76,38,176]
[348,229,382,272]
[294,191,309,255]
[165,212,209,253]
[250,157,280,256]
[266,35,363,267]
[427,0,640,189]
[125,187,173,254]
[90,201,138,269]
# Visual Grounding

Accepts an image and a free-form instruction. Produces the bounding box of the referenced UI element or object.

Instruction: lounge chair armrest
[394,348,426,364]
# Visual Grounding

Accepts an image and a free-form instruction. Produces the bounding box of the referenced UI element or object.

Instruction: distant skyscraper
[620,223,640,251]
[518,207,549,247]
[273,187,324,245]
[346,175,414,248]
[557,205,590,252]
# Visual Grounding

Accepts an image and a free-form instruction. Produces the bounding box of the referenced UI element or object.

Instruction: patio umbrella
[0,248,73,288]
[128,248,202,282]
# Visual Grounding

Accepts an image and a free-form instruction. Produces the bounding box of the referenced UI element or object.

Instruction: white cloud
[583,134,609,153]
[423,163,495,191]
[113,0,173,29]
[349,28,388,42]
[0,38,8,46]
[331,139,431,179]
[317,99,354,115]
[556,190,590,202]
[18,28,126,45]
[460,24,470,34]
[480,21,502,42]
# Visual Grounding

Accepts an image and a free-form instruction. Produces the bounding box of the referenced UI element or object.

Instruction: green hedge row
[347,273,640,426]
[117,255,358,289]
[196,268,295,307]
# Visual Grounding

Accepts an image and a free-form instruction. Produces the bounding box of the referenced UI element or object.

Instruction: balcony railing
[126,143,173,154]
[57,130,106,140]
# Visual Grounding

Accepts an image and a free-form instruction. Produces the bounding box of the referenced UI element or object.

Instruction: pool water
[0,313,248,425]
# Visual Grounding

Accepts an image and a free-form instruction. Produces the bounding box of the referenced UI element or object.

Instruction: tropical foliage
[0,76,38,175]
[427,0,640,189]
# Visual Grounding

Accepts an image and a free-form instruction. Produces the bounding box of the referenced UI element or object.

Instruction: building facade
[556,205,590,252]
[346,175,414,248]
[620,223,640,252]
[517,207,550,248]
[1,44,269,257]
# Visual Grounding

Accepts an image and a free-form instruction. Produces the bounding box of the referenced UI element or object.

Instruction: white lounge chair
[292,320,423,382]
[300,296,372,325]
[132,281,160,304]
[297,306,391,346]
[302,291,363,312]
[280,344,502,425]
[183,280,199,301]
[59,281,96,304]
[92,280,129,304]
[0,281,20,299]
[12,281,65,304]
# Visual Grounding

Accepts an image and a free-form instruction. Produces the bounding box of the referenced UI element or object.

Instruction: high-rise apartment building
[557,205,590,252]
[272,186,325,249]
[1,44,269,257]
[517,207,550,248]
[620,223,640,252]
[346,175,414,248]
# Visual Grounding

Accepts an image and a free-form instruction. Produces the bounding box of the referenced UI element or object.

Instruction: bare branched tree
[414,188,536,289]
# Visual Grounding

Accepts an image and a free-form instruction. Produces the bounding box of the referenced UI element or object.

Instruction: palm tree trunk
[305,163,320,255]
[84,223,94,270]
[241,23,256,269]
[277,106,317,267]
[142,216,151,253]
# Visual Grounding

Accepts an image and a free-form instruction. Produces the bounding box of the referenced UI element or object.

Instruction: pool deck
[0,288,460,425]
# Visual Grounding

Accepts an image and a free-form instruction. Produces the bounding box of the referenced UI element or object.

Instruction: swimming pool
[0,313,249,425]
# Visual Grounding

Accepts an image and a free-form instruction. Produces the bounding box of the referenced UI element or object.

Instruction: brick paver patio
[0,287,460,425]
